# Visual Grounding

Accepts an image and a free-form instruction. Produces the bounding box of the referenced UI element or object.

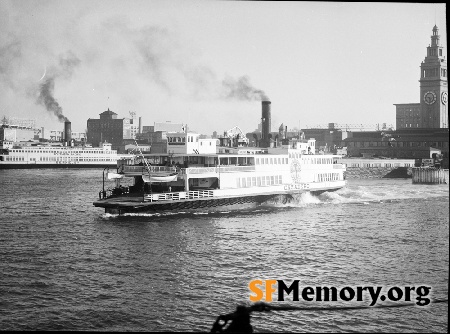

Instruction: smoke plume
[35,51,80,122]
[37,78,68,122]
[221,75,269,101]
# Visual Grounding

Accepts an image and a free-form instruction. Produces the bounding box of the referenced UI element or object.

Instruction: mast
[134,140,152,196]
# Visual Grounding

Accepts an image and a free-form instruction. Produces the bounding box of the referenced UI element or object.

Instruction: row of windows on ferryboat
[236,175,283,188]
[348,163,412,167]
[1,156,116,162]
[235,173,342,187]
[218,156,336,166]
[8,149,113,154]
[288,155,334,164]
[254,156,334,165]
[317,173,342,182]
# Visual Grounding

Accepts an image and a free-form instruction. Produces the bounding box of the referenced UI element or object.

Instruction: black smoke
[221,75,269,101]
[105,20,270,103]
[35,51,80,122]
[37,78,68,122]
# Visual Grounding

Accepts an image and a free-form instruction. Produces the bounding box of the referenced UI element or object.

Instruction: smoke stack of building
[260,100,271,148]
[64,121,72,146]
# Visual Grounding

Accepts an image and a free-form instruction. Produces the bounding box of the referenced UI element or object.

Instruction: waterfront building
[38,128,86,142]
[394,103,421,129]
[394,25,448,129]
[86,108,133,149]
[128,112,142,139]
[166,132,217,155]
[300,128,350,153]
[135,122,186,154]
[343,128,448,167]
[0,125,35,142]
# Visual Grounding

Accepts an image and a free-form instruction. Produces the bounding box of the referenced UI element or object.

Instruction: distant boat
[0,142,133,169]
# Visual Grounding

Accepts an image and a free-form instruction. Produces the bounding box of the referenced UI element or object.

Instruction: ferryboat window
[248,157,255,165]
[247,177,251,187]
[242,178,246,187]
[270,158,273,164]
[257,177,261,186]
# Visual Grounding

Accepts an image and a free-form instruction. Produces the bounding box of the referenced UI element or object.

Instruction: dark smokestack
[64,121,72,144]
[261,101,271,148]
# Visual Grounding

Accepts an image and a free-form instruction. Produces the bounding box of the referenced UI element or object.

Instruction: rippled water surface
[0,169,448,332]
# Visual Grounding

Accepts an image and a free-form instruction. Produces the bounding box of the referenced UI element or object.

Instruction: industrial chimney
[64,121,72,145]
[261,101,271,148]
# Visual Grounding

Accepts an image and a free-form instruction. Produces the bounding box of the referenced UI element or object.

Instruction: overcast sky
[0,1,446,135]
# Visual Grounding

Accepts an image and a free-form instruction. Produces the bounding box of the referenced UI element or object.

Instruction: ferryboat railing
[98,186,130,200]
[144,190,215,202]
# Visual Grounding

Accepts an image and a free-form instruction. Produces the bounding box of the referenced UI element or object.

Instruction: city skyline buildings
[0,1,447,135]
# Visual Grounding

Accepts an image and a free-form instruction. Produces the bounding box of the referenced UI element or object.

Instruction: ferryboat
[93,132,346,215]
[0,141,133,169]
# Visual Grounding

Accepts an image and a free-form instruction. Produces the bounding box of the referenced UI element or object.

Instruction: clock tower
[419,25,448,128]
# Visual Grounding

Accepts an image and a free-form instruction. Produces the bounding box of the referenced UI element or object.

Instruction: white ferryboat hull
[94,180,346,214]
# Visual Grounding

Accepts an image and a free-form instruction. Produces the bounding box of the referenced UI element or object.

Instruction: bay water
[0,169,448,332]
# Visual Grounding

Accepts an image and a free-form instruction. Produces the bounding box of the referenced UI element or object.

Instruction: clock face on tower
[442,92,448,105]
[424,91,437,105]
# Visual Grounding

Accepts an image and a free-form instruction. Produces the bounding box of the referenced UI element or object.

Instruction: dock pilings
[411,167,449,184]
